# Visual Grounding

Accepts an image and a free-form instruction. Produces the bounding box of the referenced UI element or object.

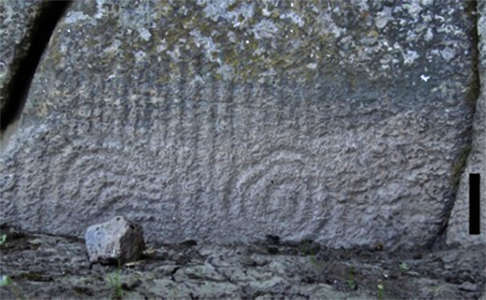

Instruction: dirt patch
[0,226,485,299]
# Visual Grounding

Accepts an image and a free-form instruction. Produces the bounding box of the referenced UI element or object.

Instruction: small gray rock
[85,216,145,264]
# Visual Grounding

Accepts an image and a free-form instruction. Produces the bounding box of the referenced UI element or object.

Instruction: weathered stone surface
[0,0,478,249]
[0,1,71,145]
[447,0,486,246]
[0,0,42,127]
[85,216,145,264]
[1,228,485,299]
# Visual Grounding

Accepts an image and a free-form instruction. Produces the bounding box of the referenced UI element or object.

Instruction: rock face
[85,216,145,264]
[0,0,42,131]
[0,0,478,249]
[447,0,486,246]
[0,1,70,141]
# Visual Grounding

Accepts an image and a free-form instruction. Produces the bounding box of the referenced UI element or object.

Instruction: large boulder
[447,0,486,246]
[0,0,478,250]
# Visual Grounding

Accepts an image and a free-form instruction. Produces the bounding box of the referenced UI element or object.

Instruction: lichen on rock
[0,0,479,251]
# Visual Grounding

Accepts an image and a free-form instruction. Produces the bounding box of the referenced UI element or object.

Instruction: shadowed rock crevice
[0,1,71,134]
[447,0,486,246]
[432,0,481,249]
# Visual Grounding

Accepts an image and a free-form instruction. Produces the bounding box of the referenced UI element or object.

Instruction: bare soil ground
[0,225,485,299]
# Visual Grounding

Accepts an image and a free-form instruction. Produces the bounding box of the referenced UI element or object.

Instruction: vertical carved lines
[166,67,180,222]
[161,61,170,147]
[252,83,266,149]
[109,75,121,144]
[300,90,320,235]
[125,87,137,141]
[148,94,160,155]
[236,82,256,219]
[225,83,243,223]
[282,74,293,135]
[221,80,235,215]
[39,130,56,229]
[190,55,203,228]
[175,61,188,227]
[298,85,308,138]
[120,80,131,145]
[195,73,213,226]
[170,62,188,224]
[177,62,187,171]
[287,76,297,135]
[244,83,254,146]
[276,74,286,130]
[165,76,177,156]
[97,77,108,140]
[134,94,145,139]
[295,155,313,233]
[206,74,217,221]
[214,79,226,204]
[215,79,233,217]
[268,81,280,138]
[261,82,270,135]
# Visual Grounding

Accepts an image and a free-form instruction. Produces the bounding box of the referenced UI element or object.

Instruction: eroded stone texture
[0,0,43,123]
[447,0,486,246]
[0,0,478,249]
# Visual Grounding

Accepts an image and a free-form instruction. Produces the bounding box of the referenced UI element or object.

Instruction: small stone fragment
[458,281,478,292]
[85,216,145,264]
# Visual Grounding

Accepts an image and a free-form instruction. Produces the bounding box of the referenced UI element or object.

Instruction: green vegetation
[0,275,11,287]
[308,254,326,273]
[347,277,357,290]
[347,267,357,290]
[0,234,6,246]
[299,240,319,256]
[0,237,20,298]
[399,262,409,272]
[106,269,123,300]
[106,261,124,300]
[0,275,24,300]
[377,283,385,300]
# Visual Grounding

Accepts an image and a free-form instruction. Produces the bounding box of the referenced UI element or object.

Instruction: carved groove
[0,0,478,250]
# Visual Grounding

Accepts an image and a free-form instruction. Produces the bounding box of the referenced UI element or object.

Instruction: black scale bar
[470,173,480,235]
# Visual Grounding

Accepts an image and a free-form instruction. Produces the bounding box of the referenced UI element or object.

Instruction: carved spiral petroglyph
[0,0,477,249]
[0,69,471,246]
